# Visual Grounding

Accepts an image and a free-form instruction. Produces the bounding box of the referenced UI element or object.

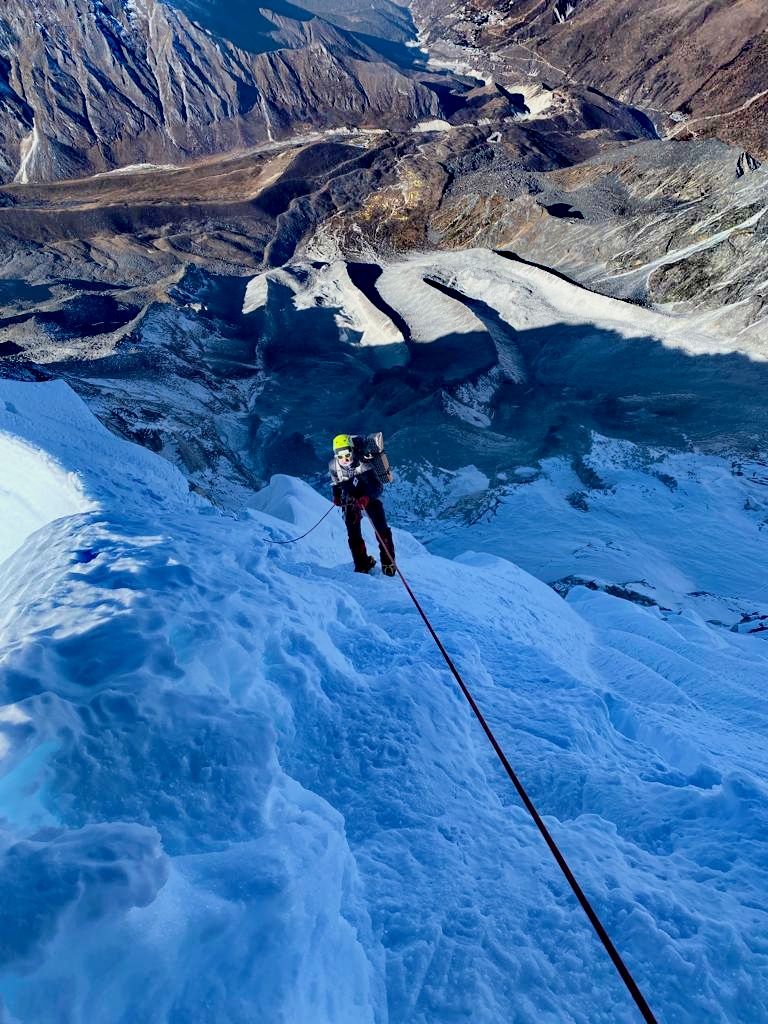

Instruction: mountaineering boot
[382,564,396,577]
[354,555,376,574]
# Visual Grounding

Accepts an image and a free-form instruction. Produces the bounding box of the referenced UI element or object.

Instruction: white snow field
[247,248,767,361]
[1,380,768,1023]
[410,435,768,631]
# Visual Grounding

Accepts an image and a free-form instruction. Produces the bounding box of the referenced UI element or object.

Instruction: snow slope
[1,381,768,1022]
[249,248,766,363]
[414,434,768,631]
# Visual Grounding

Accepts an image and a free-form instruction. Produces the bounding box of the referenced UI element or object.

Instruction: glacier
[1,378,768,1023]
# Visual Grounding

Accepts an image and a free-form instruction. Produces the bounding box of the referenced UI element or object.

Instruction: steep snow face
[0,380,187,560]
[1,380,768,1022]
[0,381,381,1023]
[0,431,90,562]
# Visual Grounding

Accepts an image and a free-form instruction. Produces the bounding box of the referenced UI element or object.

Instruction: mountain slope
[2,244,767,514]
[1,379,767,1022]
[412,0,768,157]
[169,0,419,60]
[0,0,437,183]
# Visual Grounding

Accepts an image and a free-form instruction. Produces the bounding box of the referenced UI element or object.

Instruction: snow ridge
[0,380,767,1022]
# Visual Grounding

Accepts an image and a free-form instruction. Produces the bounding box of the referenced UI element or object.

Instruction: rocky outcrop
[736,151,762,178]
[310,130,768,348]
[0,0,438,183]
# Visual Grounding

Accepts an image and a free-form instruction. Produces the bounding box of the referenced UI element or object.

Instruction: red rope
[365,512,658,1024]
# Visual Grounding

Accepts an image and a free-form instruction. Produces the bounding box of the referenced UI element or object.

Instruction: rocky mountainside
[412,0,768,158]
[0,92,764,350]
[0,0,437,184]
[0,46,663,281]
[170,0,419,60]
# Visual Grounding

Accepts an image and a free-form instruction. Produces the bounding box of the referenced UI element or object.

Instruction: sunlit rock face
[411,0,768,158]
[0,0,438,184]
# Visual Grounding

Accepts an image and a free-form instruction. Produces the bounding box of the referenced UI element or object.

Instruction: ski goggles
[336,449,354,462]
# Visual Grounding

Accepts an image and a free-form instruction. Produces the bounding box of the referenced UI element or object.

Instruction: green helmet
[332,433,353,453]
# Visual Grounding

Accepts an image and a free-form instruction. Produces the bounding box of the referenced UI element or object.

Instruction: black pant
[344,497,395,571]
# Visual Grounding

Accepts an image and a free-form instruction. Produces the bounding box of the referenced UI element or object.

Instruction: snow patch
[92,162,179,177]
[411,119,452,133]
[14,121,40,185]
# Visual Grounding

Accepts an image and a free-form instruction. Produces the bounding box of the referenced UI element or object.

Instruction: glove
[356,496,370,510]
[333,493,342,507]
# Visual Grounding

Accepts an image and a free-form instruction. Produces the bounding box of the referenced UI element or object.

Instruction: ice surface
[0,383,380,1023]
[245,262,407,362]
[1,381,768,1022]
[376,261,486,343]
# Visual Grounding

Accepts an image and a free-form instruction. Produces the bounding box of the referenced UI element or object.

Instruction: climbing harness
[267,504,336,545]
[364,511,659,1024]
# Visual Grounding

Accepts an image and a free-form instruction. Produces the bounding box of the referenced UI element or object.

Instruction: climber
[329,433,396,575]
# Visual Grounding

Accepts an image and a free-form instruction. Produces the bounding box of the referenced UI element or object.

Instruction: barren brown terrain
[413,0,768,157]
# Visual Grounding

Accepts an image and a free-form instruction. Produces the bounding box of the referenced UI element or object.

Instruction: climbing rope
[364,511,659,1024]
[267,503,336,544]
